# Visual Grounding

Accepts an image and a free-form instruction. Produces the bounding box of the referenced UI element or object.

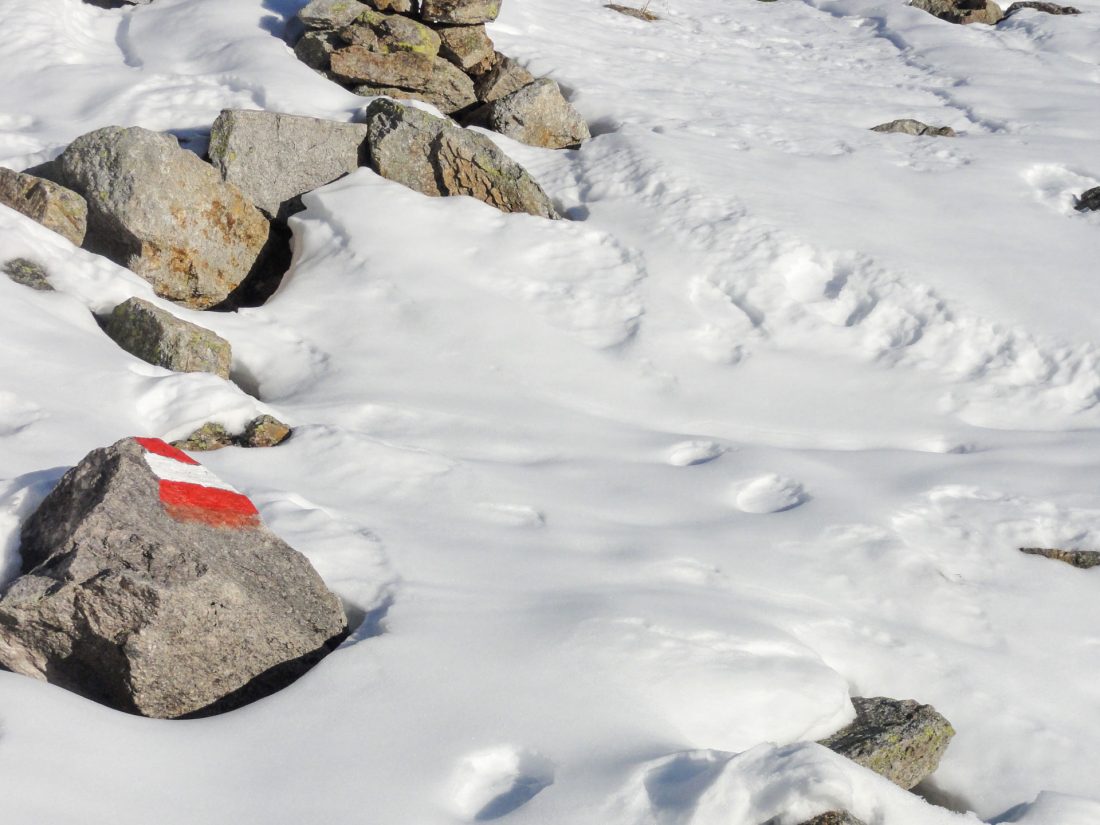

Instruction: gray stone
[294,29,342,73]
[1002,0,1080,16]
[104,297,232,379]
[1074,186,1100,213]
[1019,546,1100,569]
[818,697,955,790]
[474,55,535,103]
[471,78,590,149]
[0,437,347,718]
[35,126,269,310]
[366,0,417,10]
[331,45,436,87]
[870,119,957,137]
[0,167,87,246]
[420,0,500,24]
[242,415,292,448]
[298,0,371,30]
[799,814,866,825]
[437,24,495,72]
[910,0,1004,24]
[355,57,477,114]
[364,98,559,218]
[208,109,369,219]
[2,258,53,292]
[172,422,235,452]
[605,3,660,20]
[339,10,441,57]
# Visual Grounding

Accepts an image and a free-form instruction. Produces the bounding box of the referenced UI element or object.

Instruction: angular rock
[2,258,53,292]
[364,98,559,218]
[1019,546,1100,569]
[355,56,477,114]
[331,45,436,87]
[910,0,1004,24]
[34,126,269,309]
[437,24,495,72]
[1074,186,1100,213]
[242,415,292,448]
[474,55,535,103]
[340,10,441,57]
[1002,0,1080,16]
[0,167,87,246]
[104,297,232,379]
[172,422,235,452]
[420,0,501,24]
[606,3,660,20]
[294,29,342,73]
[0,437,347,718]
[818,697,955,790]
[870,119,956,137]
[298,0,371,30]
[209,109,369,219]
[470,78,590,149]
[367,0,417,10]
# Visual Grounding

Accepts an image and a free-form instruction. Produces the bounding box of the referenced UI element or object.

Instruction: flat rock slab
[817,696,955,790]
[332,45,436,86]
[871,118,956,137]
[420,0,501,24]
[355,56,477,113]
[469,78,590,149]
[0,437,347,718]
[104,297,232,378]
[299,0,373,29]
[209,109,369,219]
[1020,546,1100,569]
[0,167,87,246]
[340,10,441,57]
[33,126,269,309]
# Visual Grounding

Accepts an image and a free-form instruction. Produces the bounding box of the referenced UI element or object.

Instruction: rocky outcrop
[3,258,53,291]
[0,167,87,246]
[467,78,591,149]
[1002,0,1081,16]
[818,697,955,790]
[364,98,559,218]
[104,297,232,378]
[910,0,1004,24]
[32,126,269,309]
[870,119,957,137]
[0,438,347,718]
[1074,186,1100,212]
[208,109,369,219]
[1019,546,1100,569]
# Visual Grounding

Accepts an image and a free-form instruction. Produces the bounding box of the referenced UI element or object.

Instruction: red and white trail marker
[135,437,260,528]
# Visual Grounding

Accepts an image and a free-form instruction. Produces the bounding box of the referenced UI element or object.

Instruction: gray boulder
[437,24,495,72]
[420,0,501,24]
[1074,186,1100,213]
[34,126,269,309]
[208,109,369,219]
[910,0,1004,24]
[1019,546,1100,569]
[0,167,87,246]
[3,258,53,292]
[474,55,535,103]
[469,78,590,149]
[364,98,559,218]
[355,56,477,113]
[1002,0,1080,16]
[104,297,232,379]
[339,9,441,56]
[818,696,955,790]
[870,119,957,137]
[0,437,347,718]
[298,0,372,29]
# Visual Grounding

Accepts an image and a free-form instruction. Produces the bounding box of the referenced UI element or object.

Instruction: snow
[1,0,1099,823]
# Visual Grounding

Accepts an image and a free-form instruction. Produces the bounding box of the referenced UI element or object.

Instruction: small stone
[469,78,590,149]
[1074,186,1100,213]
[818,696,955,790]
[104,297,232,379]
[870,119,957,137]
[331,45,436,87]
[474,55,535,103]
[2,258,53,292]
[420,0,501,24]
[340,10,441,57]
[242,415,292,448]
[910,0,1004,24]
[799,814,866,825]
[172,422,235,451]
[1019,546,1100,568]
[436,24,495,72]
[1002,0,1081,16]
[605,3,660,20]
[294,29,342,73]
[298,0,372,30]
[355,57,477,114]
[0,167,88,246]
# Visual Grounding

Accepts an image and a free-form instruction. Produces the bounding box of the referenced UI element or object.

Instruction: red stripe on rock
[135,437,199,465]
[158,480,260,528]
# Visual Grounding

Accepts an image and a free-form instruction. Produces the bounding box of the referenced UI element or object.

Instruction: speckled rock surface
[910,0,1004,24]
[172,422,235,451]
[470,78,590,149]
[419,0,500,24]
[871,118,956,137]
[3,258,53,291]
[1020,546,1100,568]
[104,297,232,379]
[0,167,87,245]
[242,415,292,448]
[473,55,534,103]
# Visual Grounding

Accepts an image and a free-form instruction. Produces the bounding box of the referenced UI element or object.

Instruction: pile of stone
[174,415,293,451]
[293,0,590,149]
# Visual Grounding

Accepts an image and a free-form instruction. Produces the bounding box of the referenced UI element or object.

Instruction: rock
[2,258,53,292]
[354,57,477,114]
[366,0,417,10]
[1002,0,1081,16]
[910,0,1004,24]
[298,0,371,30]
[605,3,660,20]
[0,437,347,718]
[34,126,269,309]
[104,297,232,379]
[474,55,535,103]
[420,0,501,24]
[242,415,292,448]
[364,98,559,218]
[798,814,866,825]
[1019,546,1100,569]
[870,119,957,137]
[294,29,342,73]
[818,697,955,790]
[339,10,441,57]
[437,24,495,72]
[1074,186,1100,212]
[0,167,87,246]
[172,422,235,451]
[331,45,436,87]
[208,109,369,219]
[469,78,590,149]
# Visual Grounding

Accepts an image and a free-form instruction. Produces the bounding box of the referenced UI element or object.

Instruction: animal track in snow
[450,745,555,821]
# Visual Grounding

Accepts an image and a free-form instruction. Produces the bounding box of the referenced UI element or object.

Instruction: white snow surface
[1,0,1099,822]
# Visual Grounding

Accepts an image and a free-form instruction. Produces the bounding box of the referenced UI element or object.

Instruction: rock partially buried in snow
[817,697,955,790]
[910,0,1004,24]
[0,437,348,718]
[420,0,501,25]
[468,78,590,149]
[1074,186,1100,212]
[172,415,292,451]
[104,297,232,379]
[798,813,866,825]
[32,126,269,309]
[364,98,559,218]
[173,421,235,451]
[606,3,660,20]
[1002,0,1081,16]
[208,109,369,219]
[242,414,292,448]
[870,119,956,137]
[3,258,53,292]
[0,167,87,246]
[1019,546,1100,569]
[735,474,806,513]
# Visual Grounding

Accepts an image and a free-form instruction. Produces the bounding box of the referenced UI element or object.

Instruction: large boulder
[910,0,1004,24]
[298,0,372,29]
[208,109,369,218]
[364,98,559,218]
[104,297,232,379]
[817,697,955,790]
[474,55,535,103]
[0,437,347,718]
[339,9,441,56]
[419,0,501,24]
[354,56,477,113]
[33,126,269,309]
[468,78,590,149]
[870,119,956,137]
[0,167,87,246]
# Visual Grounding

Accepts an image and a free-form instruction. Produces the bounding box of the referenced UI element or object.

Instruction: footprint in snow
[734,474,807,514]
[450,745,555,821]
[667,440,726,467]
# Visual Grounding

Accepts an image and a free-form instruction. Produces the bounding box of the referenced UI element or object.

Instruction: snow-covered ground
[1,0,1099,822]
